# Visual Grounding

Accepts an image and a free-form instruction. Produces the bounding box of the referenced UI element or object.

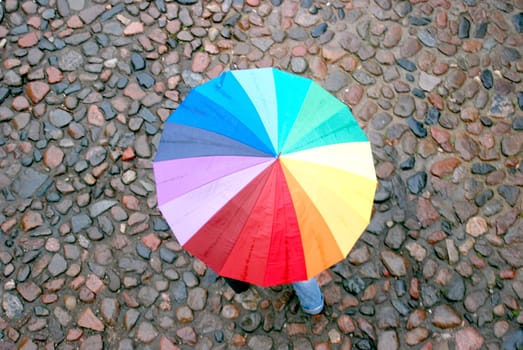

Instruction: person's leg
[291,278,324,315]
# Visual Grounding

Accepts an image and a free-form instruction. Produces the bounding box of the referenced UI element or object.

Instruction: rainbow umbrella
[153,68,377,286]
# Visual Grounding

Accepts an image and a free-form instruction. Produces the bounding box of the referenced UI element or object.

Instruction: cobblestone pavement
[0,0,522,349]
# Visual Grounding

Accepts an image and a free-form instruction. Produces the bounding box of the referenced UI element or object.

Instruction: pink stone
[44,145,65,169]
[46,66,64,84]
[12,96,30,111]
[141,233,162,251]
[18,32,40,48]
[87,105,105,126]
[77,307,105,331]
[124,22,145,36]
[191,52,211,73]
[455,327,484,350]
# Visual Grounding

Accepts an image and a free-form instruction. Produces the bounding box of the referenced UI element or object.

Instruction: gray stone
[418,29,436,47]
[71,214,93,233]
[11,167,49,198]
[419,72,441,91]
[137,286,159,307]
[187,287,207,311]
[59,49,84,71]
[352,70,376,85]
[79,4,105,23]
[2,293,24,319]
[48,254,68,277]
[89,200,118,217]
[239,312,262,332]
[393,94,415,117]
[50,109,73,128]
[290,57,307,73]
[248,335,273,350]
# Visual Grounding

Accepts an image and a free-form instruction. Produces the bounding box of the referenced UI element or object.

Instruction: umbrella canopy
[153,68,377,286]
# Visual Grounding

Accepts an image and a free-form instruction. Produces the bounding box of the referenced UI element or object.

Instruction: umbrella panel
[185,161,309,286]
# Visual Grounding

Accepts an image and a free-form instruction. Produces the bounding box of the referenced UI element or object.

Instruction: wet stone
[471,163,496,175]
[425,107,440,125]
[407,117,427,138]
[481,69,493,89]
[136,72,155,89]
[131,53,146,71]
[396,58,416,72]
[343,276,366,294]
[381,250,407,276]
[239,312,262,332]
[458,16,471,38]
[514,117,523,130]
[311,23,327,38]
[136,241,151,259]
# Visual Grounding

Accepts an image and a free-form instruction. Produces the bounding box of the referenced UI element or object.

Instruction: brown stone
[416,198,440,227]
[176,326,197,345]
[286,323,308,336]
[435,11,447,28]
[21,211,43,231]
[25,81,50,104]
[462,39,482,53]
[446,69,466,89]
[404,327,429,346]
[77,307,105,331]
[432,304,462,329]
[66,328,83,341]
[430,157,461,177]
[407,309,427,330]
[141,233,162,251]
[344,85,364,106]
[16,281,42,302]
[383,23,402,48]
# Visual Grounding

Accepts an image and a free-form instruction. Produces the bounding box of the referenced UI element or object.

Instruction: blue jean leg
[291,277,324,315]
